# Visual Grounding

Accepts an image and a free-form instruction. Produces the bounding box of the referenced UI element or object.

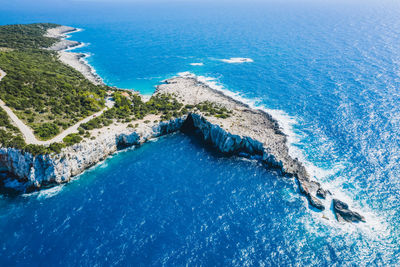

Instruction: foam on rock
[0,75,364,223]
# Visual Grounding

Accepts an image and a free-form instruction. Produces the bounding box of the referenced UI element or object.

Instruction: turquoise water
[1,0,400,265]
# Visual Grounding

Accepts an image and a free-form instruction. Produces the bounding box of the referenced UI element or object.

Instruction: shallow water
[1,0,400,265]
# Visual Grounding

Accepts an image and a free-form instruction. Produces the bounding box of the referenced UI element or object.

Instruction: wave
[64,27,83,38]
[36,185,65,199]
[190,62,204,66]
[177,72,304,154]
[177,71,387,232]
[220,57,254,64]
[22,184,65,199]
[178,71,299,144]
[79,53,103,82]
[64,29,104,85]
[64,41,88,52]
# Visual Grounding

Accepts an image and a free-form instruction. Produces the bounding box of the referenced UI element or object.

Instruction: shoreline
[0,25,366,224]
[46,26,104,85]
[177,72,333,191]
[156,76,365,223]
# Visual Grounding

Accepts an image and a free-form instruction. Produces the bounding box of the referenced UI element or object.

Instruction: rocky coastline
[46,26,103,85]
[0,74,365,223]
[45,25,80,51]
[0,116,185,188]
[0,26,365,223]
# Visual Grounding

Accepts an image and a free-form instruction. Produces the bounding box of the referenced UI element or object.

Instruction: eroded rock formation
[0,76,365,223]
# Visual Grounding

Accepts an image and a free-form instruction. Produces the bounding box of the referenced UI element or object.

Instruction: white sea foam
[36,185,65,199]
[79,53,103,82]
[177,71,387,233]
[220,57,254,64]
[64,41,87,52]
[61,29,104,85]
[190,62,204,66]
[178,71,300,144]
[65,27,83,38]
[178,72,305,157]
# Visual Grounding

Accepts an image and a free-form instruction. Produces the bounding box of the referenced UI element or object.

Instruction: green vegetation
[0,49,107,139]
[34,122,60,140]
[80,91,187,130]
[0,23,112,153]
[0,108,25,149]
[63,133,82,146]
[0,108,18,131]
[0,23,110,141]
[0,23,231,156]
[106,91,183,120]
[146,93,184,119]
[80,92,231,133]
[0,23,59,49]
[0,107,66,155]
[186,101,232,119]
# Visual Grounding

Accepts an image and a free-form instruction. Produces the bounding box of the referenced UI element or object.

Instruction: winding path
[0,68,114,145]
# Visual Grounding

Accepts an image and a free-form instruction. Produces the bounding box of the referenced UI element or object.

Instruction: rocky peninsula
[46,25,103,85]
[0,25,365,223]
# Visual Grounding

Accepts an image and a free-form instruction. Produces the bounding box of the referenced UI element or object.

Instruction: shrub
[48,142,66,154]
[63,133,82,146]
[24,144,48,155]
[78,127,85,135]
[34,122,59,140]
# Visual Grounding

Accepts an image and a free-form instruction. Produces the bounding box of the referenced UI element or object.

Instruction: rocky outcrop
[0,112,365,223]
[183,112,326,211]
[333,199,366,223]
[156,75,365,223]
[0,73,365,223]
[182,113,264,156]
[317,188,330,199]
[46,26,80,51]
[0,117,185,189]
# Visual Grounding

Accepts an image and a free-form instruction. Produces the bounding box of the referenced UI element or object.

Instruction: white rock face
[0,117,185,188]
[0,73,364,222]
[188,113,264,155]
[157,76,328,211]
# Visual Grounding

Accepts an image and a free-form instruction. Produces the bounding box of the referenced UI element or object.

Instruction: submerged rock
[333,199,366,223]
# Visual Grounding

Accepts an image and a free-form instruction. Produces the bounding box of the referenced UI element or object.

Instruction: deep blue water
[1,0,400,265]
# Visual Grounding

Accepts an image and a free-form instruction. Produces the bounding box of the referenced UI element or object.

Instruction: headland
[0,24,365,223]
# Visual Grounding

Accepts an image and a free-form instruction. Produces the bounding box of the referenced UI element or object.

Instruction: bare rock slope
[0,74,365,223]
[156,76,365,222]
[0,23,365,222]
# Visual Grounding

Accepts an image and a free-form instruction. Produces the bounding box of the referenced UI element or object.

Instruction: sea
[0,0,400,265]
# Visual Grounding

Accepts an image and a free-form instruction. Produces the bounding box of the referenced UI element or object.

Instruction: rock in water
[316,188,327,199]
[307,194,325,210]
[332,199,366,223]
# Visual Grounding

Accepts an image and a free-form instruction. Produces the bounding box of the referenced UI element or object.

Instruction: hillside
[0,23,205,154]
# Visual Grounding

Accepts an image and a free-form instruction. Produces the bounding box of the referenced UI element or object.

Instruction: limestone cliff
[0,75,364,223]
[0,117,185,188]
